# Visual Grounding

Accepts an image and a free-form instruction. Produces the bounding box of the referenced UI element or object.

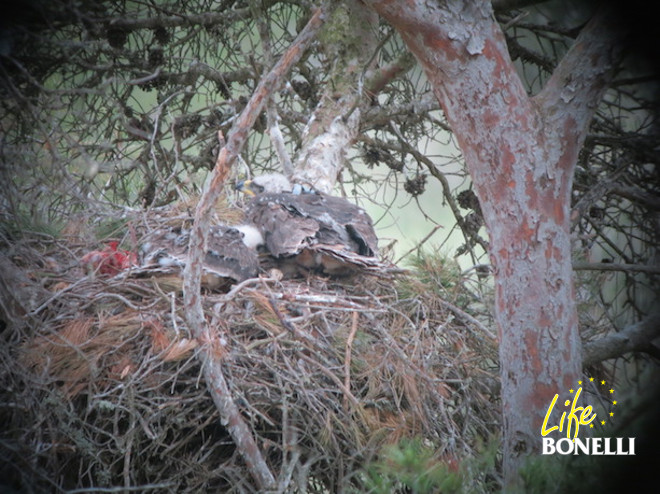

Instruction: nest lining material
[1,216,499,493]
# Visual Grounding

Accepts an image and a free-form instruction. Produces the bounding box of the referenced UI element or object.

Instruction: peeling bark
[292,1,378,193]
[363,0,623,484]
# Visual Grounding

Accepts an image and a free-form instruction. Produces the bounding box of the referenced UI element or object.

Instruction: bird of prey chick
[139,223,262,292]
[236,173,385,277]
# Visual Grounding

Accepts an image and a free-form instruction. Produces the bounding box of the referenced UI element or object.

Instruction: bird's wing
[247,193,378,257]
[138,225,259,291]
[247,196,319,257]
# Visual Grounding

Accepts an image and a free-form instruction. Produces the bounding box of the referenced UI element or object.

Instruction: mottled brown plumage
[139,224,261,291]
[238,174,385,277]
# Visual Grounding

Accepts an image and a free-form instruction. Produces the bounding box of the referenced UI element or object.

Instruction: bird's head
[235,173,293,196]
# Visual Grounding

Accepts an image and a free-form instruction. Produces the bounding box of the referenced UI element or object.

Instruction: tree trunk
[363,0,622,485]
[292,1,378,193]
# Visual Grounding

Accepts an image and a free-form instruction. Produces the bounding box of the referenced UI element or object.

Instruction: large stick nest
[0,211,500,493]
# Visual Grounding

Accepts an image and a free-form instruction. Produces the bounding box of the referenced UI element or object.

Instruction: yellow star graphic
[589,423,594,428]
[589,377,595,382]
[610,412,614,417]
[609,389,614,394]
[578,380,583,385]
[613,401,617,405]
[570,389,574,394]
[601,380,606,385]
[601,420,606,425]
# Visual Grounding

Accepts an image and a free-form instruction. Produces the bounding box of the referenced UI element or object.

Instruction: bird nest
[0,213,500,493]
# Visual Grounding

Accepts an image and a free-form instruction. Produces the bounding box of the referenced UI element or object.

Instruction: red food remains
[80,241,138,276]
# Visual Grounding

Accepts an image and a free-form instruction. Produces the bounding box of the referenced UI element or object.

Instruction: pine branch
[181,7,326,490]
[583,309,660,366]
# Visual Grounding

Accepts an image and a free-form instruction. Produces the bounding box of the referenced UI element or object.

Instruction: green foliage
[460,436,500,493]
[360,436,500,494]
[516,455,565,494]
[0,210,63,239]
[407,251,462,291]
[398,250,473,309]
[362,438,462,494]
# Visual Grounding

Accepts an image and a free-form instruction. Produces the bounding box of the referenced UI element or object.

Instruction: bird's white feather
[234,224,264,249]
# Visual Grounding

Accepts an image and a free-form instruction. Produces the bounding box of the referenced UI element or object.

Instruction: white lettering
[604,437,616,455]
[542,437,636,456]
[616,437,625,455]
[573,437,589,455]
[556,438,573,455]
[542,437,555,455]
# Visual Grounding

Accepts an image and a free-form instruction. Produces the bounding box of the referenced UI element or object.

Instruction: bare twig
[2,254,52,320]
[343,311,359,411]
[437,299,497,341]
[298,353,362,411]
[65,484,175,493]
[395,225,443,264]
[267,103,294,177]
[181,7,326,490]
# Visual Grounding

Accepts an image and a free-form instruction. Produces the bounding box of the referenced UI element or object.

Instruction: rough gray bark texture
[292,1,378,193]
[362,0,623,485]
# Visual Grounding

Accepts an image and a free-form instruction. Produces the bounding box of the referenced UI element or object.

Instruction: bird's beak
[235,179,256,196]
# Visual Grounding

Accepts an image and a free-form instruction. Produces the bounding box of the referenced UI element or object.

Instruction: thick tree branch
[186,62,253,89]
[292,1,378,193]
[362,94,441,131]
[181,7,325,490]
[583,309,660,366]
[611,184,660,211]
[534,7,625,157]
[365,52,416,96]
[362,0,623,485]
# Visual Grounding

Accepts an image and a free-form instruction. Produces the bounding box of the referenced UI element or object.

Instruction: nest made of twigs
[1,213,500,493]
